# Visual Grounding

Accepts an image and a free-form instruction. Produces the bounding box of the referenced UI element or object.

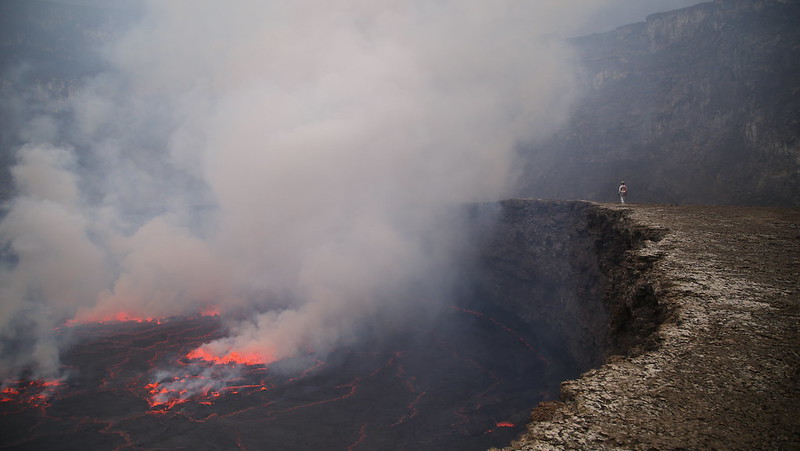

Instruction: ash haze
[0,0,702,378]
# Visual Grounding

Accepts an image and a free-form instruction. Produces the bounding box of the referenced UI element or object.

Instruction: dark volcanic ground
[1,302,575,450]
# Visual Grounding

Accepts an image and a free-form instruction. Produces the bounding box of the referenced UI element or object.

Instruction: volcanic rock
[498,200,800,450]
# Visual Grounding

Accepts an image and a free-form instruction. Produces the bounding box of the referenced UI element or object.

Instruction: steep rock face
[501,202,800,450]
[518,0,800,206]
[465,200,667,374]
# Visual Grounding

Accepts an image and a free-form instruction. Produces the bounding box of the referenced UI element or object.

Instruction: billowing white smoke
[0,144,110,376]
[0,0,619,378]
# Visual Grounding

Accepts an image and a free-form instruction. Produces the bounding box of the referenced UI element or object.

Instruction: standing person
[618,181,628,203]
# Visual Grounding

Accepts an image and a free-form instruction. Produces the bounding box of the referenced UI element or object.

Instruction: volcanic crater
[1,200,664,450]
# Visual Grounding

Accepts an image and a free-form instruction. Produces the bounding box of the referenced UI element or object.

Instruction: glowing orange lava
[0,379,64,406]
[199,306,221,317]
[144,373,268,411]
[186,347,273,366]
[496,421,514,428]
[108,312,162,323]
[145,382,182,409]
[0,386,20,400]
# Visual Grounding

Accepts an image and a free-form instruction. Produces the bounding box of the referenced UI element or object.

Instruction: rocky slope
[518,0,800,206]
[493,200,800,450]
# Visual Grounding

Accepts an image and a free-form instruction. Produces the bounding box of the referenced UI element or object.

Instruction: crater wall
[492,202,800,450]
[465,199,667,377]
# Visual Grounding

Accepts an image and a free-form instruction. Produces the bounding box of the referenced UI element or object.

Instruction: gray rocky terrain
[500,202,800,450]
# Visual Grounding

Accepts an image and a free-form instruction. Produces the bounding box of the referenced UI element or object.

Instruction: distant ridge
[517,0,800,206]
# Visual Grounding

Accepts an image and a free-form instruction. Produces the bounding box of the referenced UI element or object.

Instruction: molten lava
[146,376,226,411]
[0,379,64,407]
[1,306,561,450]
[199,306,221,317]
[186,346,273,366]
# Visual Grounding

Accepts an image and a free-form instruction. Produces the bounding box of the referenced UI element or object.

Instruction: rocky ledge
[501,202,800,450]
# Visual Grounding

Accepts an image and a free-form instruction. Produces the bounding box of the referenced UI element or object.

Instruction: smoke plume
[0,0,690,378]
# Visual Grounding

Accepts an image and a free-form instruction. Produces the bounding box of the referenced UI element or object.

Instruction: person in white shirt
[618,181,628,203]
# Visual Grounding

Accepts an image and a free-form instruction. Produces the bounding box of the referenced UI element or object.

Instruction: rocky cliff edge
[501,202,800,450]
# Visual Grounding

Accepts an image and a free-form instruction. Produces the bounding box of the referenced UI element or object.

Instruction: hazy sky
[1,0,705,378]
[579,0,703,34]
[48,0,706,35]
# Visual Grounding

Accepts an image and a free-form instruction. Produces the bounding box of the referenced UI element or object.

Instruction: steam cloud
[0,0,691,378]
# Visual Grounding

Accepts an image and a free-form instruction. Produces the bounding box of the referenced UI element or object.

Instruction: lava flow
[145,364,261,411]
[1,305,569,450]
[0,379,64,408]
[186,346,273,366]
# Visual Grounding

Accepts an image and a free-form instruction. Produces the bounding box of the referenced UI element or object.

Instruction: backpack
[620,185,627,195]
